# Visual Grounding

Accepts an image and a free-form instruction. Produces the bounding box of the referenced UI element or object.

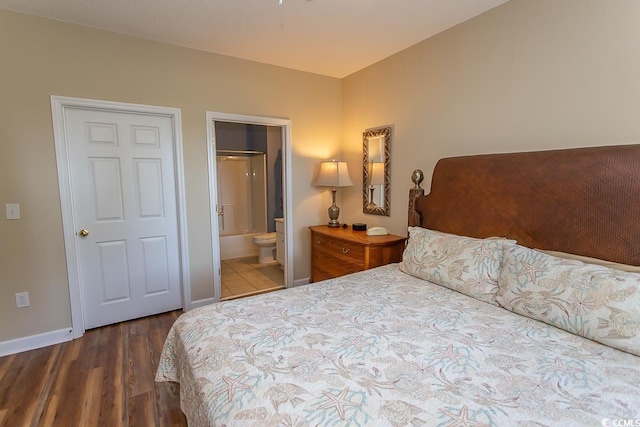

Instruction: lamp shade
[314,161,354,188]
[368,162,385,186]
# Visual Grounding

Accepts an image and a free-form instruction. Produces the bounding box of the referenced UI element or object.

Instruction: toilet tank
[275,218,284,266]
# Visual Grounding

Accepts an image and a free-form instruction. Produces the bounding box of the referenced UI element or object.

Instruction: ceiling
[0,0,509,78]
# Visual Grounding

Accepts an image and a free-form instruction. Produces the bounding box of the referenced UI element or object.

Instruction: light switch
[6,204,20,220]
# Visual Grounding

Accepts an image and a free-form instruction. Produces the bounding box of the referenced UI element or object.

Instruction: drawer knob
[342,248,350,254]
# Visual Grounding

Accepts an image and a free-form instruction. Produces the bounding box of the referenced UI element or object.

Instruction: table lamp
[314,160,354,227]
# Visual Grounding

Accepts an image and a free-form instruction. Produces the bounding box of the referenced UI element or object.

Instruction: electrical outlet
[6,204,20,220]
[16,292,30,308]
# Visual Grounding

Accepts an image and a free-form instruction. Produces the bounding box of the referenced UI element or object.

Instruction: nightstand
[309,225,406,282]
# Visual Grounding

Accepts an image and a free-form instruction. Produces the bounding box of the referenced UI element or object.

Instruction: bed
[156,144,640,426]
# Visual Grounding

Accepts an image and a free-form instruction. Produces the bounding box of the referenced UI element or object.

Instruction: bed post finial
[408,169,425,227]
[411,169,424,189]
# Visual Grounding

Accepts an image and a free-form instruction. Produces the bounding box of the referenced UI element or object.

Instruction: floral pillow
[496,244,640,356]
[536,249,640,273]
[399,227,506,305]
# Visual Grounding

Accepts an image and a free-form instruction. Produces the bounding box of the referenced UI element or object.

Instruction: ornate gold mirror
[363,126,391,216]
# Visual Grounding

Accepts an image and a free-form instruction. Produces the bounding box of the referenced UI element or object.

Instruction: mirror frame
[362,126,391,216]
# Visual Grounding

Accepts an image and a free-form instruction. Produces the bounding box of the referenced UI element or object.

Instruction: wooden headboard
[408,145,640,266]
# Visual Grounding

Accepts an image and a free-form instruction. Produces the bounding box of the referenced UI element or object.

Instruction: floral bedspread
[156,265,640,426]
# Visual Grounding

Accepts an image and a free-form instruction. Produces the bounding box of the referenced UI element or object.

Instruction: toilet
[252,232,277,264]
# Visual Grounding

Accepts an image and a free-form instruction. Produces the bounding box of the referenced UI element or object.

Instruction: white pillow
[399,227,506,305]
[497,244,640,356]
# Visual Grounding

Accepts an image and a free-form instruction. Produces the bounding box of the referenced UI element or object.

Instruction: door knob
[78,229,90,237]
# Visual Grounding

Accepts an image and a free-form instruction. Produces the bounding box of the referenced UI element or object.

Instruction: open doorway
[216,122,283,299]
[206,113,292,302]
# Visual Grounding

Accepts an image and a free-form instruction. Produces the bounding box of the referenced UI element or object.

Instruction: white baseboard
[0,328,73,357]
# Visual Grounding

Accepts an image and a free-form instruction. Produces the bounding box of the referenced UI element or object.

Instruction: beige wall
[0,9,342,341]
[341,0,640,236]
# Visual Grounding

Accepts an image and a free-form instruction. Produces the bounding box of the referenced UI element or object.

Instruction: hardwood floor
[0,311,187,426]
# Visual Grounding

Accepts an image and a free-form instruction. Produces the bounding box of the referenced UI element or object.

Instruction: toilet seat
[253,232,276,243]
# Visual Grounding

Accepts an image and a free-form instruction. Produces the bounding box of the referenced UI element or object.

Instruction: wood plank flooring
[0,310,187,427]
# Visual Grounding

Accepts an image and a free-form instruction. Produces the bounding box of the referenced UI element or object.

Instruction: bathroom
[215,121,284,299]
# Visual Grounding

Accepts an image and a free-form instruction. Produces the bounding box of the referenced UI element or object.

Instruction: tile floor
[221,256,285,300]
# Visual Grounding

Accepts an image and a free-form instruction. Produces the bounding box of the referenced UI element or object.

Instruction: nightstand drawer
[312,235,366,262]
[312,245,364,270]
[330,239,365,262]
[312,234,330,249]
[311,255,364,281]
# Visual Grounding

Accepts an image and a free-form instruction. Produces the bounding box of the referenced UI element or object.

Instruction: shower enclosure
[216,151,267,260]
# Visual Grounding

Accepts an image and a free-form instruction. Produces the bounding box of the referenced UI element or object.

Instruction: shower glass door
[216,154,266,236]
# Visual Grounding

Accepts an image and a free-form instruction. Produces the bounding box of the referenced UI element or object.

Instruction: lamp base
[367,186,378,210]
[327,188,340,227]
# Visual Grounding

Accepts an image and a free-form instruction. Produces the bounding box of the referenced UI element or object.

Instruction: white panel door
[65,108,182,329]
